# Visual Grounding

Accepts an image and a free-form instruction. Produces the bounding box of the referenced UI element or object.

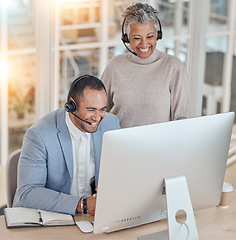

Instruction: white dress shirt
[65,112,95,198]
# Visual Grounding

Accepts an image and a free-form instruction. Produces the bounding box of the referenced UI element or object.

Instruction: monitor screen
[93,112,235,234]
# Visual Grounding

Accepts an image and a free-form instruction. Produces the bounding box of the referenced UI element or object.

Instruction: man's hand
[86,194,97,216]
[76,194,97,216]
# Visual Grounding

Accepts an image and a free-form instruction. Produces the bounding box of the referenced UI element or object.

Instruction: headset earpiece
[121,33,130,44]
[121,19,130,44]
[156,17,162,41]
[64,101,76,113]
[157,30,162,40]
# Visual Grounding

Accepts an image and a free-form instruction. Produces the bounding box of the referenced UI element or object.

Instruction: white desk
[1,192,236,240]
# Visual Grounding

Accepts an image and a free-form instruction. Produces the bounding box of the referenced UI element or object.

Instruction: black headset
[121,16,162,44]
[64,75,89,113]
[64,75,93,125]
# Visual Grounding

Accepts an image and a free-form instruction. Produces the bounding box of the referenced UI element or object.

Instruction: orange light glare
[0,60,9,81]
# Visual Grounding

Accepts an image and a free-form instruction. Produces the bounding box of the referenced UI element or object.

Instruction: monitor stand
[139,175,199,240]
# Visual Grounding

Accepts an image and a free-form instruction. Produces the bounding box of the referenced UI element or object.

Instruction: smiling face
[70,87,107,133]
[129,21,157,59]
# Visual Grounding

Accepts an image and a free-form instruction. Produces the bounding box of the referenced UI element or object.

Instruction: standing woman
[101,3,192,128]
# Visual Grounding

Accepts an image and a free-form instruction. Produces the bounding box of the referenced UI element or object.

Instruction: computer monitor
[93,112,235,237]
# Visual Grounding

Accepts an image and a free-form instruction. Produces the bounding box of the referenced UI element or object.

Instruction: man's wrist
[76,198,88,214]
[76,198,83,213]
[83,198,87,214]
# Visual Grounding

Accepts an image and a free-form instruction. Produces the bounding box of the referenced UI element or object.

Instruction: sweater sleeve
[101,64,114,112]
[170,61,192,120]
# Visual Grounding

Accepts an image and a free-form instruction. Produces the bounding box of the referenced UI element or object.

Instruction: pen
[38,211,43,224]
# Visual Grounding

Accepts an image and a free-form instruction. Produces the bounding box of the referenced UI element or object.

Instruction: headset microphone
[64,101,93,125]
[121,19,137,56]
[70,111,93,125]
[122,40,137,56]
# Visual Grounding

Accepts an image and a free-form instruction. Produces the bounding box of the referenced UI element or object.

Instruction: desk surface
[1,192,236,240]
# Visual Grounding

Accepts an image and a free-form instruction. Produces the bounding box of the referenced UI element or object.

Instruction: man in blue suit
[13,75,120,216]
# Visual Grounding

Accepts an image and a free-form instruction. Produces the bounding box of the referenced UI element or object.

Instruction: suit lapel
[92,122,104,187]
[57,109,74,180]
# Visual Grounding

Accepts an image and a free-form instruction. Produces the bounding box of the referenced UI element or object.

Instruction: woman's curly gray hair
[122,3,159,36]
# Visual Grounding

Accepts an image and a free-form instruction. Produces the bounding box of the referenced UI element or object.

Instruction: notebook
[4,207,75,228]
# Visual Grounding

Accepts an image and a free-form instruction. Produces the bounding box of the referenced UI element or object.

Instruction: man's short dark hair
[70,75,107,105]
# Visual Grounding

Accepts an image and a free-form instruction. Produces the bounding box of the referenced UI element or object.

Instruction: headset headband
[66,75,89,103]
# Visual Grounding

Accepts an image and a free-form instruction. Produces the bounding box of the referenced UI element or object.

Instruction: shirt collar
[65,112,90,140]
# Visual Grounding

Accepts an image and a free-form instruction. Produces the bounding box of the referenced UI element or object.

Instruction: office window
[59,49,99,108]
[8,54,36,153]
[0,0,36,160]
[1,0,236,165]
[156,0,191,65]
[60,0,101,44]
[209,0,228,32]
[231,41,236,117]
[203,36,227,115]
[7,0,36,50]
[203,0,236,119]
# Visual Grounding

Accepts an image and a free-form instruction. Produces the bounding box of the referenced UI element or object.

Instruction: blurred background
[1,0,236,206]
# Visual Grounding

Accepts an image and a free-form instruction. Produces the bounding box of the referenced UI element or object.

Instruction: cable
[176,219,190,240]
[162,209,190,240]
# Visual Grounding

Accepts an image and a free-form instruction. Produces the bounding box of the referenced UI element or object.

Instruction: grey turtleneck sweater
[101,49,192,128]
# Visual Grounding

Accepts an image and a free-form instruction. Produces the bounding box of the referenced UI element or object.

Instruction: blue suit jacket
[13,109,120,215]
